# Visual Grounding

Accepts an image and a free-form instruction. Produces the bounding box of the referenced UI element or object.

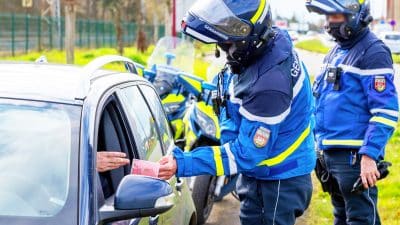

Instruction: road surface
[206,194,308,225]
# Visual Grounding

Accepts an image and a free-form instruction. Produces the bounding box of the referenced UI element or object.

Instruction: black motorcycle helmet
[181,0,275,73]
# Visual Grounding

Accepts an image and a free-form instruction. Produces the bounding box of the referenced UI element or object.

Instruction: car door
[117,84,187,225]
[137,85,188,225]
[93,92,141,225]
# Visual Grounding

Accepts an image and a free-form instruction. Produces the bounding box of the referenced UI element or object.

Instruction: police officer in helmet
[159,0,316,224]
[306,0,399,224]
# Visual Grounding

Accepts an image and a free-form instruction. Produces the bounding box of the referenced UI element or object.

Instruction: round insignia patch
[253,127,271,148]
[374,76,386,92]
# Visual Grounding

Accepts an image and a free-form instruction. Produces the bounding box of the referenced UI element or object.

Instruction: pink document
[131,159,160,178]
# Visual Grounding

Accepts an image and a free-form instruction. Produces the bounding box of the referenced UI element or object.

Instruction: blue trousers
[236,174,312,225]
[324,150,381,225]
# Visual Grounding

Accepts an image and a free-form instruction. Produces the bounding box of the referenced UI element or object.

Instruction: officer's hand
[158,155,177,180]
[96,152,130,173]
[360,155,380,189]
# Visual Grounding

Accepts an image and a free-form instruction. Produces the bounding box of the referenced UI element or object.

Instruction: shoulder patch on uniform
[374,76,386,92]
[253,127,271,148]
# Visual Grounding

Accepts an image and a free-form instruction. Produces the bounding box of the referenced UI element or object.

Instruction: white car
[379,32,400,54]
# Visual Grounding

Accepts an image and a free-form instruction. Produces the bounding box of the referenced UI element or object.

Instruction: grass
[296,39,400,64]
[305,127,400,225]
[393,54,400,65]
[295,39,330,54]
[1,45,210,80]
[2,47,151,72]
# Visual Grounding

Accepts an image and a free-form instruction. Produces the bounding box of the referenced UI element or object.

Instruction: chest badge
[253,127,271,148]
[374,76,386,92]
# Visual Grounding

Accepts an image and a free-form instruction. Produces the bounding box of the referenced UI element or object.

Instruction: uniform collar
[337,28,369,50]
[251,29,292,73]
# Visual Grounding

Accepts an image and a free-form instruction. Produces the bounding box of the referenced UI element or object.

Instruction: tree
[136,0,147,53]
[102,0,125,55]
[65,0,77,64]
[290,13,299,24]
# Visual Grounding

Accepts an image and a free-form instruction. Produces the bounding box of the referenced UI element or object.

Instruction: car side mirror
[99,175,174,225]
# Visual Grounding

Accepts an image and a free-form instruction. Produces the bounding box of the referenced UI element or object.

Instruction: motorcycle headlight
[195,109,216,138]
[164,103,181,115]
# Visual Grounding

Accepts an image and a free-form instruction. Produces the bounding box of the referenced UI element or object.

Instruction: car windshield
[385,34,400,41]
[0,99,80,218]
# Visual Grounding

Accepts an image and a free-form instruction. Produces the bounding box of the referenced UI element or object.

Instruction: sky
[270,0,387,23]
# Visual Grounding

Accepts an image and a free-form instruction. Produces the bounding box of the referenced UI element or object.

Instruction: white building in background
[371,0,387,19]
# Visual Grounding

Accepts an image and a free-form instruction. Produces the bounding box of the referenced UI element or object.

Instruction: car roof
[0,56,147,104]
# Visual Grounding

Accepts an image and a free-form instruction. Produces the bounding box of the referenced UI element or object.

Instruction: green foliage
[194,41,215,57]
[295,39,330,54]
[393,54,400,64]
[1,45,209,79]
[194,58,210,81]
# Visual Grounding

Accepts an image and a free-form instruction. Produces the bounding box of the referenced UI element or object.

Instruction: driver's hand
[97,152,130,172]
[158,155,177,180]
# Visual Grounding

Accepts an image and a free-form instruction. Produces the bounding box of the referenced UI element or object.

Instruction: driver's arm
[96,152,130,172]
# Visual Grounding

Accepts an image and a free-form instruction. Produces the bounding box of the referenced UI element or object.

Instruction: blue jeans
[236,174,312,225]
[324,150,381,225]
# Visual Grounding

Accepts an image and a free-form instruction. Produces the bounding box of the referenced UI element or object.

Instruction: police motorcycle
[178,66,239,225]
[143,36,196,144]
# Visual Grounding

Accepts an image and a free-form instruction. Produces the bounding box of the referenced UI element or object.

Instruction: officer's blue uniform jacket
[313,29,399,161]
[173,29,316,180]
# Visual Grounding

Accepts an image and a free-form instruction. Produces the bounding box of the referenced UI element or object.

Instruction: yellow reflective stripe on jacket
[322,139,363,146]
[258,124,311,167]
[370,116,398,128]
[212,146,224,176]
[250,0,267,24]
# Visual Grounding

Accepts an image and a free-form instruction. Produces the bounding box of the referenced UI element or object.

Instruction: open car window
[96,97,135,200]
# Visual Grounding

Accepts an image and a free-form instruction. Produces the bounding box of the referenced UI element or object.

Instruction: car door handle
[175,178,184,192]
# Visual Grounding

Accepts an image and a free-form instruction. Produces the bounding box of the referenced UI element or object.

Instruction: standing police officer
[306,0,399,224]
[159,0,316,224]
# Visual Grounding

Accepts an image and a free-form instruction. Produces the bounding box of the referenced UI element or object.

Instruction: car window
[96,99,134,200]
[0,99,80,218]
[139,85,174,151]
[119,86,164,162]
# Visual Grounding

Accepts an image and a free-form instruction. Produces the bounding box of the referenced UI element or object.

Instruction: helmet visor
[189,0,252,37]
[336,0,361,12]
